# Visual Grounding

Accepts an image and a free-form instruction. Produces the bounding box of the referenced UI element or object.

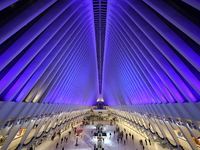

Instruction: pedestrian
[114,131,115,134]
[132,135,134,141]
[61,138,63,144]
[148,139,151,145]
[117,138,119,143]
[145,139,147,145]
[140,139,143,146]
[94,144,96,150]
[110,133,112,136]
[139,140,143,146]
[103,138,104,142]
[62,147,64,150]
[66,137,68,143]
[143,145,145,150]
[124,140,126,145]
[56,142,59,148]
[126,133,128,139]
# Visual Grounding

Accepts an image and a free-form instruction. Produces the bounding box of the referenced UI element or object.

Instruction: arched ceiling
[0,0,199,105]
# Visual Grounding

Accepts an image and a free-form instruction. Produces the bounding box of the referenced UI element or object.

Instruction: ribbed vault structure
[0,0,199,106]
[0,0,199,111]
[0,0,200,150]
[103,0,200,105]
[0,0,98,105]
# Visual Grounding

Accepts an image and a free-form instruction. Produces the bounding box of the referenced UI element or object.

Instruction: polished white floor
[35,121,167,150]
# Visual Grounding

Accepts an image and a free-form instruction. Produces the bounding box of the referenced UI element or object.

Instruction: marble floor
[35,121,168,150]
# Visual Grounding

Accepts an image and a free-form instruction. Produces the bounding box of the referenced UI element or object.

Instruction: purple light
[0,0,199,106]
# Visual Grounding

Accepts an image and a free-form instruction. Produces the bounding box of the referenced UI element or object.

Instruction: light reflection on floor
[36,121,167,150]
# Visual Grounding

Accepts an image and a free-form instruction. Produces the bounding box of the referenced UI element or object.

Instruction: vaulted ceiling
[0,0,199,105]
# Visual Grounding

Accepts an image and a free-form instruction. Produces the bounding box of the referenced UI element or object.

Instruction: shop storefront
[15,128,26,139]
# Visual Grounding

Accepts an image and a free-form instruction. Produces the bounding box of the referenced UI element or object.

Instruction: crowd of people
[115,127,151,150]
[31,120,153,150]
[91,123,152,150]
[54,131,70,150]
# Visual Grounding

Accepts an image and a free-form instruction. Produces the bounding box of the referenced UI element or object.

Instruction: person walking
[139,140,142,146]
[148,139,151,145]
[56,142,59,148]
[124,140,126,145]
[145,139,147,145]
[66,137,68,143]
[114,131,115,135]
[62,147,64,150]
[117,138,119,143]
[140,139,143,146]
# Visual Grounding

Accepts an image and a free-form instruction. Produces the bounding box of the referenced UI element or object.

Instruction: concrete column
[17,121,35,148]
[178,126,198,150]
[163,121,182,149]
[1,125,21,150]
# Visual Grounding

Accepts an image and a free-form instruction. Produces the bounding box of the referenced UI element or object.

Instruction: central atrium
[0,0,200,149]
